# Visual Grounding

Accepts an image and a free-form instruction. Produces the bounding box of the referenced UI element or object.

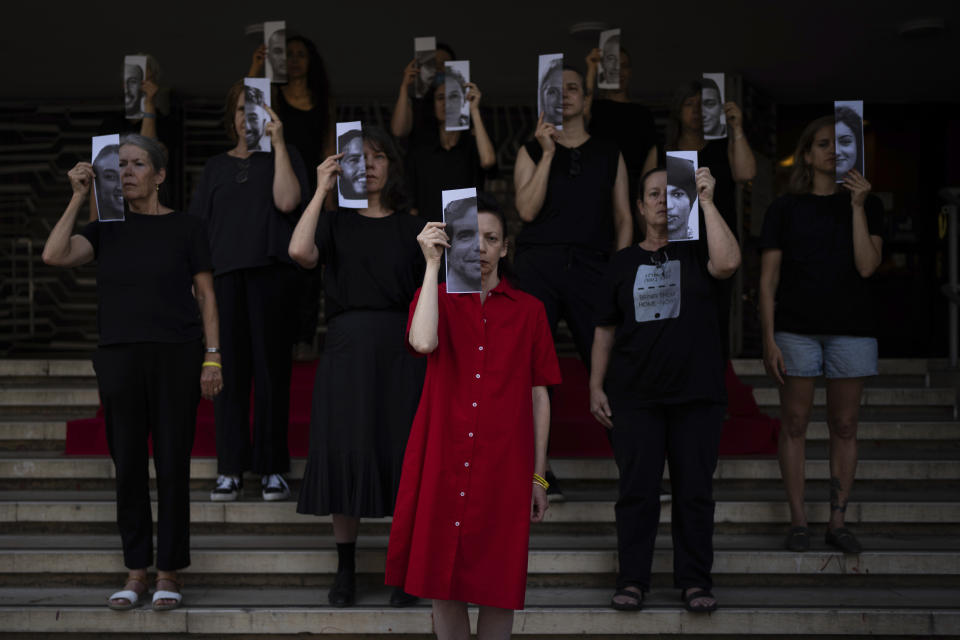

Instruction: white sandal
[107,576,147,611]
[152,577,183,611]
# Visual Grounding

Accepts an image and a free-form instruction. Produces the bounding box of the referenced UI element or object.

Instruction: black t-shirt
[188,149,309,276]
[698,139,738,238]
[79,212,212,346]
[407,133,497,222]
[315,209,427,321]
[273,91,327,192]
[759,192,884,337]
[595,241,725,408]
[517,136,620,254]
[588,99,657,183]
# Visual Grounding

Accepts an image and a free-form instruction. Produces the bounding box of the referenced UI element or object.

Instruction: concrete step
[0,387,99,407]
[732,359,936,377]
[752,387,956,407]
[2,587,958,636]
[0,360,94,377]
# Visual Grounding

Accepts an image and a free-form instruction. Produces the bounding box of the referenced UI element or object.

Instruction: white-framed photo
[538,53,563,129]
[91,134,124,222]
[834,100,864,182]
[243,77,272,153]
[597,29,621,90]
[264,21,287,83]
[442,187,480,294]
[414,36,437,99]
[666,151,699,242]
[444,60,471,132]
[123,55,147,120]
[336,121,368,209]
[702,72,726,140]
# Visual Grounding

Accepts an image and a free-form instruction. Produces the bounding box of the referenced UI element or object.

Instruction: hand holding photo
[414,36,437,99]
[336,121,368,209]
[666,151,699,242]
[442,187,481,294]
[444,61,471,132]
[243,78,272,153]
[597,29,621,90]
[538,53,563,129]
[91,134,124,222]
[264,21,287,83]
[834,100,864,182]
[702,73,726,140]
[123,55,147,120]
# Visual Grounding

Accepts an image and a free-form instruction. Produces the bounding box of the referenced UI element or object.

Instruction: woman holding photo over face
[834,105,864,179]
[391,42,457,144]
[386,192,561,639]
[759,116,883,556]
[289,126,426,608]
[406,78,496,223]
[43,134,222,611]
[189,81,309,504]
[590,166,740,613]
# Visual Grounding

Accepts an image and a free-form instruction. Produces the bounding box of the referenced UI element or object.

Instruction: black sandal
[610,587,643,611]
[825,527,862,554]
[682,588,718,613]
[784,525,811,551]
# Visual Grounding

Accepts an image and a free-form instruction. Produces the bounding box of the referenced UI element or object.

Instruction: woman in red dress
[386,193,561,638]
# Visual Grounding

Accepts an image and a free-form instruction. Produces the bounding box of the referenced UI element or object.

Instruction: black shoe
[825,527,862,554]
[328,569,355,607]
[544,469,565,502]
[389,586,419,607]
[784,526,811,552]
[210,475,242,502]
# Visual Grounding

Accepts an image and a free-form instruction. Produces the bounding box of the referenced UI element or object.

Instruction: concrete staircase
[0,358,958,637]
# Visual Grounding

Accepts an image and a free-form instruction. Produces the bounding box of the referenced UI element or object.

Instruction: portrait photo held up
[442,187,481,294]
[243,78,272,154]
[413,36,437,99]
[444,60,471,132]
[123,55,146,120]
[702,72,727,140]
[666,151,700,242]
[597,29,620,90]
[264,20,287,84]
[336,121,368,209]
[538,53,564,129]
[91,134,124,222]
[835,99,865,182]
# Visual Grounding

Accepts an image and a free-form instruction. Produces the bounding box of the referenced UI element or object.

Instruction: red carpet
[65,359,778,458]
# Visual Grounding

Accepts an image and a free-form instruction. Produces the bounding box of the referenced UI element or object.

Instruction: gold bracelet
[202,361,222,369]
[533,473,550,490]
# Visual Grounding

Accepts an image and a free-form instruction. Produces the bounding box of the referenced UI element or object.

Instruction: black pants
[513,245,607,367]
[609,402,725,591]
[295,265,323,345]
[214,264,296,475]
[93,340,202,571]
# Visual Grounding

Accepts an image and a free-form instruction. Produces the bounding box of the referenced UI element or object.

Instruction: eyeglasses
[569,148,581,178]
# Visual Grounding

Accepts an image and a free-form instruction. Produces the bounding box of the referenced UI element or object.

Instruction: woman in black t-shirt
[590,166,740,613]
[43,134,221,612]
[759,116,883,556]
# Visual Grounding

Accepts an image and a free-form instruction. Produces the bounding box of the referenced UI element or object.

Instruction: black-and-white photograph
[336,121,368,209]
[123,55,146,120]
[597,29,620,90]
[835,99,865,181]
[442,187,481,294]
[444,60,470,132]
[538,53,563,129]
[702,72,726,140]
[91,134,124,222]
[666,151,699,242]
[264,21,287,84]
[414,36,437,99]
[243,78,272,153]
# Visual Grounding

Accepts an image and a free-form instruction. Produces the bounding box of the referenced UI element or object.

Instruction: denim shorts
[774,331,878,379]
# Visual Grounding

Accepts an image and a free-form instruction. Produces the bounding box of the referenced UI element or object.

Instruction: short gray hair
[120,133,168,172]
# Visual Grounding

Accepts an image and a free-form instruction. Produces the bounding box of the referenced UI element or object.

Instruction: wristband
[533,473,550,490]
[202,361,222,369]
[206,347,220,353]
[141,113,156,119]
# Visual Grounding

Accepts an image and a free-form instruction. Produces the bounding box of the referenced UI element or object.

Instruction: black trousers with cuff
[609,402,725,592]
[213,264,296,476]
[93,339,202,571]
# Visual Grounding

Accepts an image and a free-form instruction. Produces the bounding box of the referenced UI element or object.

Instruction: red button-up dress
[385,279,562,610]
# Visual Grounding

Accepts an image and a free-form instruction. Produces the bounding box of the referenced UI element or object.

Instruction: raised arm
[264,105,301,213]
[612,153,633,250]
[759,248,785,385]
[139,77,159,140]
[43,162,96,268]
[844,170,883,278]
[589,325,616,429]
[408,222,449,353]
[466,82,495,170]
[193,270,223,400]
[724,102,757,183]
[698,168,741,279]
[289,154,342,269]
[247,44,266,78]
[390,59,419,138]
[514,113,557,222]
[583,48,601,122]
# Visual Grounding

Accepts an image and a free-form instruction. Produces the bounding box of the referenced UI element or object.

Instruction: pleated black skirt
[297,310,425,518]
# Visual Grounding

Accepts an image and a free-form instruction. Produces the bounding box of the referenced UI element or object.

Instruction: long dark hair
[286,35,331,131]
[788,115,835,194]
[362,125,408,212]
[665,80,701,149]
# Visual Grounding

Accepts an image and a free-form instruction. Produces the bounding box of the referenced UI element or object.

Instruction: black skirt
[297,310,425,518]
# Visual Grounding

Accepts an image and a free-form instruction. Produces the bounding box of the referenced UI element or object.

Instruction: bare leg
[477,605,514,640]
[432,599,470,640]
[332,514,360,543]
[825,377,864,530]
[776,376,816,527]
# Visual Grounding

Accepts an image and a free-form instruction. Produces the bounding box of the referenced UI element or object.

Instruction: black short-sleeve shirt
[406,133,497,222]
[595,241,725,408]
[588,99,657,180]
[516,136,620,254]
[759,191,884,337]
[79,212,212,346]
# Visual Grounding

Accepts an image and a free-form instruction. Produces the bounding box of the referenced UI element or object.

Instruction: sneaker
[261,473,290,501]
[544,469,565,503]
[210,475,242,502]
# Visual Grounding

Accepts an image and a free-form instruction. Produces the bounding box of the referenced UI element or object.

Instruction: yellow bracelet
[533,473,550,490]
[202,361,223,369]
